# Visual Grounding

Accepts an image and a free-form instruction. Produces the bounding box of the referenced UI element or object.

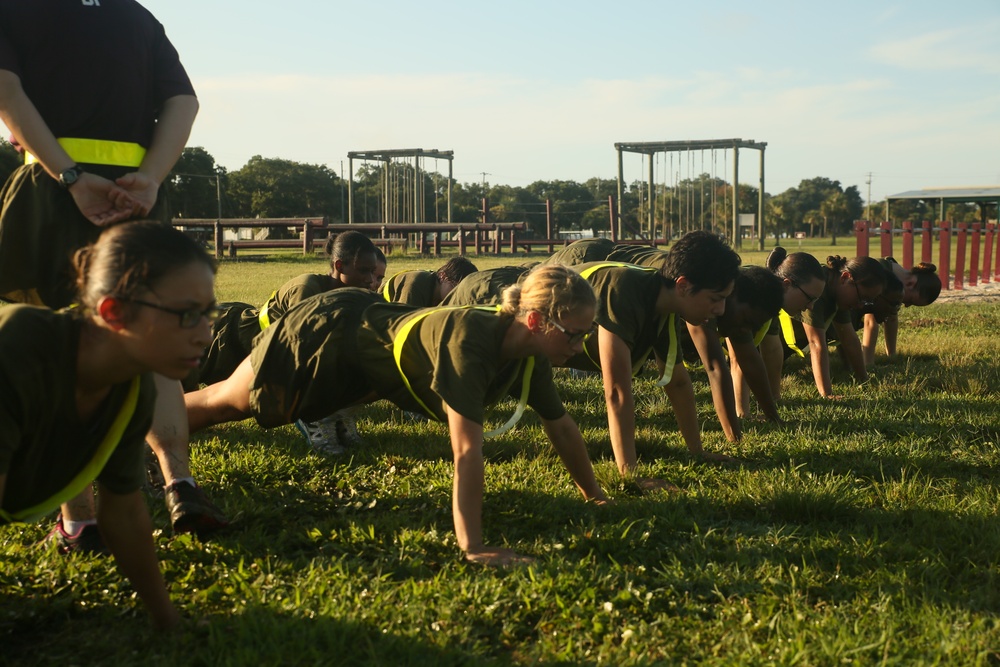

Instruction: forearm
[838,329,868,381]
[0,71,75,177]
[804,324,834,397]
[732,344,781,422]
[759,334,785,401]
[883,315,899,356]
[138,95,199,185]
[862,315,878,366]
[96,489,179,630]
[447,408,485,553]
[542,413,606,501]
[703,358,741,442]
[663,365,704,455]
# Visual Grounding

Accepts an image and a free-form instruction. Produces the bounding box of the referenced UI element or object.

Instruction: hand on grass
[698,451,735,463]
[465,547,534,567]
[635,477,681,493]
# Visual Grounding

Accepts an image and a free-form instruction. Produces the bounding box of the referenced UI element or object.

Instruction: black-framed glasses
[790,281,821,306]
[549,319,596,345]
[130,299,221,328]
[851,281,876,310]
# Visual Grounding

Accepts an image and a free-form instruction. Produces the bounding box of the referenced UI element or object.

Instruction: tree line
[0,140,987,241]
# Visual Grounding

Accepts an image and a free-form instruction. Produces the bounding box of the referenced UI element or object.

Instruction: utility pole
[865,172,873,221]
[479,172,491,191]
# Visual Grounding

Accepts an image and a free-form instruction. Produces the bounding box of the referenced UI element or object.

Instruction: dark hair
[863,271,904,322]
[827,255,887,290]
[325,231,377,266]
[373,246,387,265]
[73,221,216,310]
[766,247,825,285]
[733,266,784,317]
[437,257,478,284]
[912,262,942,305]
[662,230,740,292]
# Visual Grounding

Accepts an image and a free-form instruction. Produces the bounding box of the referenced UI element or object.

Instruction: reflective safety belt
[392,306,532,437]
[25,138,146,167]
[778,309,836,357]
[381,273,402,301]
[752,320,770,346]
[577,262,675,386]
[258,291,277,330]
[0,377,141,524]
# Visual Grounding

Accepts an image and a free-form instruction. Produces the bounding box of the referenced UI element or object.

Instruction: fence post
[970,223,981,286]
[546,199,554,253]
[938,221,951,290]
[458,225,466,256]
[214,220,224,260]
[880,219,892,258]
[954,222,967,290]
[921,221,933,264]
[433,232,441,257]
[902,221,914,269]
[510,229,517,254]
[302,220,312,255]
[609,195,618,243]
[984,222,994,284]
[854,220,869,257]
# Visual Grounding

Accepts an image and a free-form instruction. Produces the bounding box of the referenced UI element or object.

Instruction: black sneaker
[164,481,229,537]
[44,515,109,556]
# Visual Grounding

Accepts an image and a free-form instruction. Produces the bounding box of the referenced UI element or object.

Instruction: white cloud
[869,21,1000,74]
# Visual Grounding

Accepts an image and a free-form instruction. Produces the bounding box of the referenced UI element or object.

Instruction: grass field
[3,247,999,666]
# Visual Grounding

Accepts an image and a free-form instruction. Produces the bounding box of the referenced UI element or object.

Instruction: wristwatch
[58,165,84,189]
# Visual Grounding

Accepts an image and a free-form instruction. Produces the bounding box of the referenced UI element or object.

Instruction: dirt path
[935,278,1000,304]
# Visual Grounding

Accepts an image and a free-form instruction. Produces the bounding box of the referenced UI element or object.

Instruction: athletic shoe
[332,410,365,448]
[296,418,346,455]
[44,515,109,556]
[165,481,229,536]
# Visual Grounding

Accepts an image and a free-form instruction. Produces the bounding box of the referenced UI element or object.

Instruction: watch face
[59,167,81,188]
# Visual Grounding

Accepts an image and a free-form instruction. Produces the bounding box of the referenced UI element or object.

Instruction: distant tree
[228,155,339,220]
[167,147,225,218]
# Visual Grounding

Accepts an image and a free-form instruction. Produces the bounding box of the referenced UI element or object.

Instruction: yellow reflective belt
[577,262,674,386]
[779,310,835,357]
[778,309,805,357]
[381,273,400,301]
[258,291,277,330]
[0,377,141,524]
[25,138,146,167]
[392,306,532,437]
[753,320,770,346]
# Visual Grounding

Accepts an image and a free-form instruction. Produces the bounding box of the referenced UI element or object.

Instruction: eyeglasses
[790,281,821,306]
[549,319,596,345]
[851,280,876,310]
[130,299,221,328]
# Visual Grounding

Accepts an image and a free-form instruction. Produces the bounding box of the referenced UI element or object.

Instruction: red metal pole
[938,221,951,290]
[880,219,892,258]
[970,223,981,286]
[855,220,869,257]
[902,221,914,269]
[954,222,967,290]
[994,221,1000,281]
[984,222,994,284]
[921,221,933,264]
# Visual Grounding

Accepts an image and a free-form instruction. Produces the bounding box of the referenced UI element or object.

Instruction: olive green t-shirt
[439,266,531,307]
[265,273,340,322]
[0,306,154,519]
[382,270,438,307]
[798,269,850,330]
[605,244,670,271]
[564,263,676,373]
[542,238,616,266]
[357,304,565,424]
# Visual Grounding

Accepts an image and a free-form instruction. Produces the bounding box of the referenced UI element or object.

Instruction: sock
[62,518,97,535]
[167,476,196,489]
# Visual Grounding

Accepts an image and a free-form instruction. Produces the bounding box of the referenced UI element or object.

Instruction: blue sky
[34,1,1000,202]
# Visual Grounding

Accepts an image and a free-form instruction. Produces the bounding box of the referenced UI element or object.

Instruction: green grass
[3,252,1000,665]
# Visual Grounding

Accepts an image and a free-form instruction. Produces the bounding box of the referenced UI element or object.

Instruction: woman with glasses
[184,264,608,566]
[744,247,827,408]
[771,255,886,400]
[0,221,218,630]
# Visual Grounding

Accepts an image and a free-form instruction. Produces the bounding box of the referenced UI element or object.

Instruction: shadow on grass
[0,601,522,667]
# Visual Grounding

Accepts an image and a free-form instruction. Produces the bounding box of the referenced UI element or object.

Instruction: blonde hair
[500,264,596,323]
